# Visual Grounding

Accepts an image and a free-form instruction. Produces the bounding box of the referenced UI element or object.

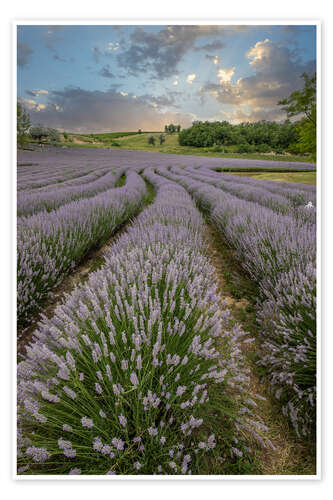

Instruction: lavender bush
[169,166,316,224]
[18,168,125,216]
[17,171,270,475]
[160,167,316,438]
[17,172,147,326]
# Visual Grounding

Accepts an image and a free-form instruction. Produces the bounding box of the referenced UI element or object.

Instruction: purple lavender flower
[118,414,127,427]
[81,416,93,428]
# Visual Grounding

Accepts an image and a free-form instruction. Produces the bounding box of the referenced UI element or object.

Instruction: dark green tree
[17,102,31,148]
[278,72,316,160]
[148,135,156,146]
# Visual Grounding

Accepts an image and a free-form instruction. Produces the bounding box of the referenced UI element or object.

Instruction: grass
[57,132,314,164]
[224,171,316,185]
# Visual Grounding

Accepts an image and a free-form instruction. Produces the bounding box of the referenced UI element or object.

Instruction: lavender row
[171,167,316,224]
[161,168,316,438]
[200,167,317,213]
[199,165,316,194]
[17,169,270,475]
[27,167,112,193]
[18,164,96,191]
[17,171,147,326]
[17,168,125,217]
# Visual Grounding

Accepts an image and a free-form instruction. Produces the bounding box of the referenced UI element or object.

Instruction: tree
[29,125,49,142]
[138,129,142,134]
[29,125,60,143]
[278,72,316,159]
[165,123,180,134]
[148,135,156,146]
[159,134,165,145]
[46,128,60,143]
[17,102,31,148]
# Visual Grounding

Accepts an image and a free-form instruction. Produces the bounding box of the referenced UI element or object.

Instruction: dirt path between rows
[204,222,316,475]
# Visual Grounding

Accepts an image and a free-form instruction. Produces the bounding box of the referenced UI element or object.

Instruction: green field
[224,171,316,185]
[60,131,314,164]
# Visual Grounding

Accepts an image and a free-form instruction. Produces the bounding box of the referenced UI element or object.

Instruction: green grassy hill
[59,131,314,164]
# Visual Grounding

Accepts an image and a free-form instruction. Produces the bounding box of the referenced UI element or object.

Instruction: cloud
[26,89,49,97]
[217,66,235,83]
[117,25,245,79]
[25,87,194,133]
[53,54,73,63]
[139,91,182,109]
[19,98,47,112]
[206,55,220,65]
[17,42,34,67]
[41,26,64,52]
[200,38,316,118]
[186,74,196,84]
[220,106,287,124]
[194,40,224,51]
[99,65,115,78]
[106,41,120,52]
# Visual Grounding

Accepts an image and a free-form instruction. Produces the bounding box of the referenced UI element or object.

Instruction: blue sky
[17,24,316,133]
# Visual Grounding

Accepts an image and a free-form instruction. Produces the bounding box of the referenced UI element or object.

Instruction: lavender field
[17,148,317,476]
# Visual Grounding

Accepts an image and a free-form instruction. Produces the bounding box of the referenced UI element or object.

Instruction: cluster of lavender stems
[17,168,271,475]
[168,166,316,225]
[17,168,126,216]
[17,171,147,326]
[159,166,316,438]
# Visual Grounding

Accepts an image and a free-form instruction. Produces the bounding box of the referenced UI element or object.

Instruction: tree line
[178,119,299,153]
[179,72,316,158]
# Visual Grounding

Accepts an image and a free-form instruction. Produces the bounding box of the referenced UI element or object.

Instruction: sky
[17,24,316,133]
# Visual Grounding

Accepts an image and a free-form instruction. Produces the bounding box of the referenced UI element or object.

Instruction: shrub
[287,143,301,155]
[235,143,254,154]
[148,135,156,146]
[254,143,271,153]
[211,143,223,152]
[17,173,147,325]
[161,167,316,438]
[17,172,269,475]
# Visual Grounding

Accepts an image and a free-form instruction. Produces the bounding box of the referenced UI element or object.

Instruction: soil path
[204,222,316,475]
